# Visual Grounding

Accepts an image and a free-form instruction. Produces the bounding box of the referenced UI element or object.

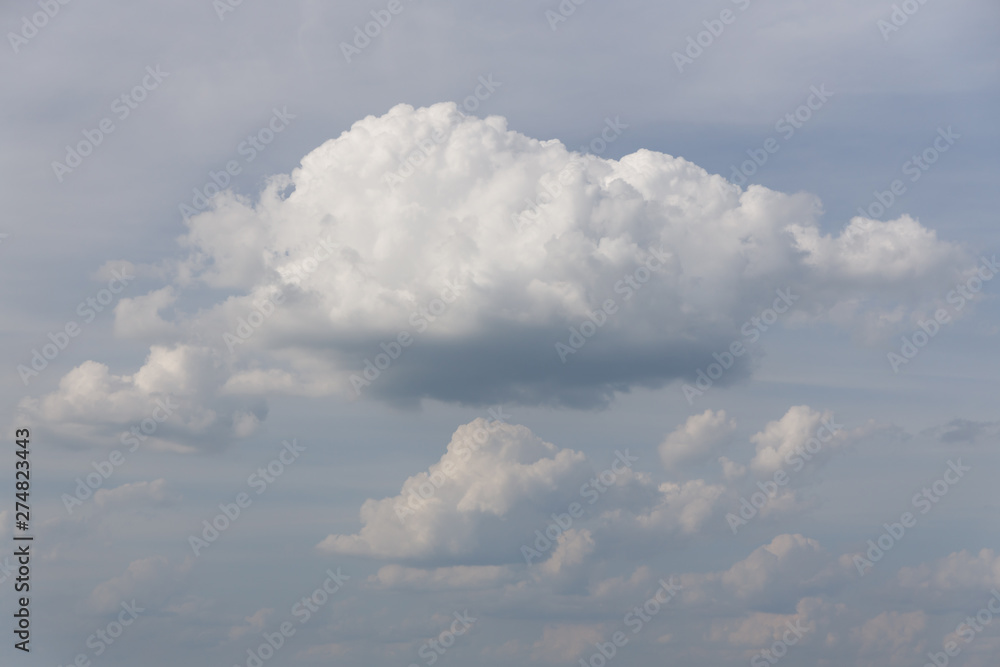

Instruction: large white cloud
[79,103,973,412]
[20,102,976,449]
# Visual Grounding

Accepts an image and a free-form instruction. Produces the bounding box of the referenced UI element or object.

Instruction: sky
[1,1,999,666]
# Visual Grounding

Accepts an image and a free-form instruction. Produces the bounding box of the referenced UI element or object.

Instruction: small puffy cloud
[750,406,850,478]
[682,534,848,610]
[318,418,720,569]
[922,419,1000,444]
[630,479,726,534]
[317,419,592,564]
[17,345,266,451]
[659,409,736,470]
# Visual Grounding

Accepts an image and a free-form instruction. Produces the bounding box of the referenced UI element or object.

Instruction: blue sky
[1,1,999,665]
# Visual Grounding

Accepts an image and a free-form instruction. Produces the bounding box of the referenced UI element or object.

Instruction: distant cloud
[659,409,736,470]
[922,419,1000,444]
